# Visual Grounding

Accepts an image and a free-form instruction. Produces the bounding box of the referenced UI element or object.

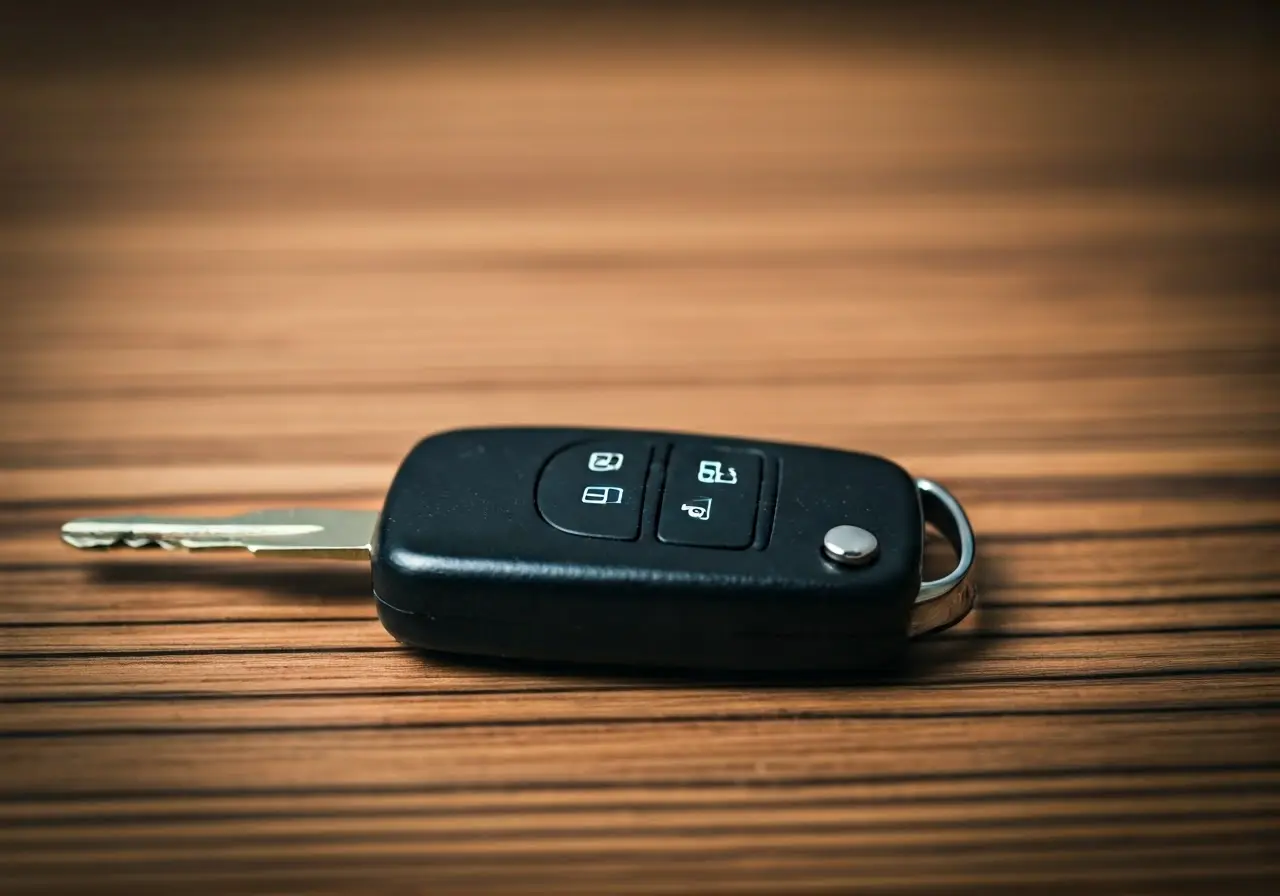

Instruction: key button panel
[658,447,762,548]
[536,441,652,540]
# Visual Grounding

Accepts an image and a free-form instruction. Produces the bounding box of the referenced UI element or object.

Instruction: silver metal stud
[822,525,879,567]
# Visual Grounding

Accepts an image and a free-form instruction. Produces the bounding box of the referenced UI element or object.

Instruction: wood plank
[3,598,1279,656]
[2,713,1276,796]
[4,673,1279,735]
[3,631,1278,701]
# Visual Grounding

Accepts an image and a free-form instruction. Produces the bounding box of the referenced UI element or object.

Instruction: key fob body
[372,427,924,671]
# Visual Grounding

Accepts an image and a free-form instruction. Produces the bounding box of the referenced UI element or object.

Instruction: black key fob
[372,427,975,671]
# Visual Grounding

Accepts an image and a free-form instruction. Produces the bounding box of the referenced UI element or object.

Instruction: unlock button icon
[697,460,738,485]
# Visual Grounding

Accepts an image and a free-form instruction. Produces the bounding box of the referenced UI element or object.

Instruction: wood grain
[1,6,1277,893]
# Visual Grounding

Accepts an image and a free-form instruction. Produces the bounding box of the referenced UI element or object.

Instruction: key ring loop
[910,479,978,637]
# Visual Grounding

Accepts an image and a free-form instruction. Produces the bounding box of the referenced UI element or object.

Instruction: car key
[60,427,976,671]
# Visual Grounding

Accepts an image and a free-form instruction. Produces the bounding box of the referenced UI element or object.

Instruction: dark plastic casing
[372,427,922,671]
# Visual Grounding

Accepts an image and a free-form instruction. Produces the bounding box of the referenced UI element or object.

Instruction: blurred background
[3,2,1276,475]
[1,2,1278,892]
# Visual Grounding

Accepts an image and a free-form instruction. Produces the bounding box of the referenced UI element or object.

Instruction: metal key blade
[60,508,378,560]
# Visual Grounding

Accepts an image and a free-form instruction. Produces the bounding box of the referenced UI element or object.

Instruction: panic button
[536,441,652,540]
[658,447,762,548]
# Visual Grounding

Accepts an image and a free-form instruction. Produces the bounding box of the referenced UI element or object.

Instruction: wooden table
[2,8,1277,893]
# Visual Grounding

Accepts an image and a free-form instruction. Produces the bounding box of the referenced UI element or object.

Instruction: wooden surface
[2,8,1278,893]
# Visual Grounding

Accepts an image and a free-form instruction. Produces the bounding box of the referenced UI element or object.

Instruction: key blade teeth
[61,531,125,550]
[60,529,191,551]
[59,517,252,553]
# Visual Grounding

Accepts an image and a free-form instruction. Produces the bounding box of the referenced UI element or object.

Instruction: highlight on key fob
[60,427,976,672]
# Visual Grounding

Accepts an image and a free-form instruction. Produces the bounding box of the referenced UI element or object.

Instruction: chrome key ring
[910,479,978,638]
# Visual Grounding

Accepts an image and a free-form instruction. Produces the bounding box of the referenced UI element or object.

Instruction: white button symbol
[587,452,624,472]
[581,485,624,505]
[681,497,712,520]
[697,460,738,485]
